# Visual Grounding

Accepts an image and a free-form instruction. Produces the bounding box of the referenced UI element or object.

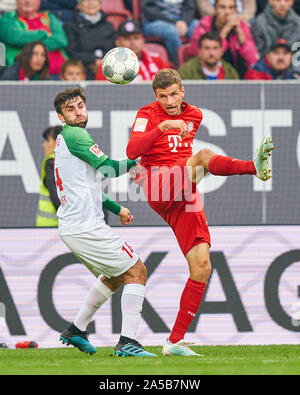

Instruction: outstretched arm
[62,126,137,176]
[97,157,137,178]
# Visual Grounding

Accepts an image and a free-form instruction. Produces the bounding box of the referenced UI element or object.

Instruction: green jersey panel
[61,125,108,169]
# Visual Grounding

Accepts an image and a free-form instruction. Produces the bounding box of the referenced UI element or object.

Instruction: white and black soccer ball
[102,47,140,85]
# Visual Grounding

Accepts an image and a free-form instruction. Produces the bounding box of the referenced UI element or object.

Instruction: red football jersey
[128,101,203,168]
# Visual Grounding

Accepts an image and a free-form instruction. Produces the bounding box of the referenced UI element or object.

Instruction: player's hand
[119,207,133,225]
[129,163,142,181]
[220,14,239,37]
[176,20,188,37]
[158,120,190,137]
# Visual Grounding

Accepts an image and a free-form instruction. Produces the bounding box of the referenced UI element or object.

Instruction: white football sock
[121,283,145,340]
[74,279,114,332]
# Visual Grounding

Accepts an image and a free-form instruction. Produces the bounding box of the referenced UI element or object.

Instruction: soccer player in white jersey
[53,87,156,357]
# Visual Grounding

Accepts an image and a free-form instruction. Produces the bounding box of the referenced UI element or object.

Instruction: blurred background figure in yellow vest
[36,125,62,227]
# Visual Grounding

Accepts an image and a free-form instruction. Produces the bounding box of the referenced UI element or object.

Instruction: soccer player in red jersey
[126,69,274,356]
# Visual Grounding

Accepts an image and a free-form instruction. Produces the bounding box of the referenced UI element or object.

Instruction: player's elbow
[126,144,138,160]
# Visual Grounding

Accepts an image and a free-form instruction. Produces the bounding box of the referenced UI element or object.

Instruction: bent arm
[102,192,121,215]
[43,13,68,51]
[126,126,162,160]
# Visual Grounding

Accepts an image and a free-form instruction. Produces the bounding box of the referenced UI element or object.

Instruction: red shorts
[140,158,211,256]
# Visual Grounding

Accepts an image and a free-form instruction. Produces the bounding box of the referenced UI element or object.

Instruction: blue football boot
[115,338,156,357]
[60,327,96,354]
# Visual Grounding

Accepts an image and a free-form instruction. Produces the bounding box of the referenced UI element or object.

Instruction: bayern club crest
[187,121,194,131]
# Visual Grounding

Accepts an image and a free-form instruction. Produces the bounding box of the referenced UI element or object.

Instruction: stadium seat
[177,43,192,67]
[143,42,171,64]
[101,0,132,15]
[132,0,142,21]
[101,0,132,30]
[107,14,130,30]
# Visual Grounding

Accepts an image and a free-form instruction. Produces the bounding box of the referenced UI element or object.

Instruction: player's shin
[120,283,145,341]
[208,155,256,176]
[73,278,114,332]
[169,278,206,344]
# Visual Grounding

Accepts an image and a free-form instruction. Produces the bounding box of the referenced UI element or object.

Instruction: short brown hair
[54,87,86,115]
[152,69,183,92]
[198,31,222,48]
[61,59,86,76]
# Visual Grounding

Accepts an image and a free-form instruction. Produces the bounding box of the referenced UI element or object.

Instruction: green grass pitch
[0,345,299,375]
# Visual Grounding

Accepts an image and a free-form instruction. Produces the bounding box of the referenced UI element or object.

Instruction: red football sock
[208,155,256,176]
[169,278,206,344]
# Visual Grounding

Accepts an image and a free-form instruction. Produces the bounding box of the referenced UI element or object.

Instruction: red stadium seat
[101,0,132,17]
[132,0,142,21]
[107,14,129,31]
[101,0,132,30]
[177,43,192,67]
[143,42,171,64]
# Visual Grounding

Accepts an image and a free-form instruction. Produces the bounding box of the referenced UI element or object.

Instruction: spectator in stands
[36,125,62,227]
[95,20,170,82]
[196,0,257,23]
[244,38,299,79]
[40,0,77,23]
[0,0,68,76]
[60,58,86,80]
[190,0,258,77]
[63,0,116,80]
[178,31,239,79]
[0,40,50,80]
[0,0,16,15]
[141,0,198,66]
[256,0,300,16]
[251,0,300,65]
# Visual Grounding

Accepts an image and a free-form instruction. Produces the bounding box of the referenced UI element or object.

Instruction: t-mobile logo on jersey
[168,135,192,153]
[168,135,181,152]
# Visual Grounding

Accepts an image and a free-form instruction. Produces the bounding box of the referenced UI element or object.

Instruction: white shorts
[61,224,139,279]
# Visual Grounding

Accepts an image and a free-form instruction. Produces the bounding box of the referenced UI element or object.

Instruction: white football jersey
[54,125,108,236]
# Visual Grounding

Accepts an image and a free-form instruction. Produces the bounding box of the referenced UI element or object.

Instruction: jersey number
[122,242,134,259]
[55,168,63,191]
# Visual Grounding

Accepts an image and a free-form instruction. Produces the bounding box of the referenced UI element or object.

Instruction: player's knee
[195,149,214,167]
[136,259,147,281]
[125,258,147,284]
[193,258,211,282]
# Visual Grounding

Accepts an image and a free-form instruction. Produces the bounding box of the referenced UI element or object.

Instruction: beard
[76,120,88,128]
[66,117,88,128]
[204,59,219,68]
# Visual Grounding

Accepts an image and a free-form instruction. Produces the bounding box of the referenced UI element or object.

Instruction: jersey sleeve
[126,109,162,160]
[131,109,153,135]
[62,126,108,169]
[102,192,121,215]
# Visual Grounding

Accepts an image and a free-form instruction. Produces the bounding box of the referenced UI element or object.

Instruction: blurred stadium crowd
[0,0,300,82]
